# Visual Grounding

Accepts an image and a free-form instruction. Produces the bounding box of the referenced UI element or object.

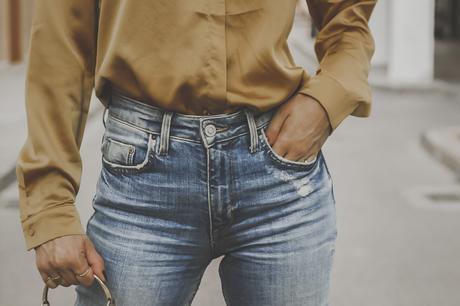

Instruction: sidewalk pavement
[421,126,460,177]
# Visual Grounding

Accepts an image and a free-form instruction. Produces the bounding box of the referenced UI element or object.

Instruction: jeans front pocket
[259,126,319,172]
[100,114,158,175]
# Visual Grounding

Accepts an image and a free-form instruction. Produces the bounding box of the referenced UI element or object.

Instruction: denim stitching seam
[206,148,215,254]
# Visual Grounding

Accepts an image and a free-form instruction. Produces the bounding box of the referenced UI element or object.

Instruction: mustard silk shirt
[16,0,376,251]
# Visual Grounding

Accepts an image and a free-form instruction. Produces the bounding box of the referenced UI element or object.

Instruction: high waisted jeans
[74,87,337,306]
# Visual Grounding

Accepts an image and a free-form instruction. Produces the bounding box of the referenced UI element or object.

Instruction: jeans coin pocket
[101,115,157,174]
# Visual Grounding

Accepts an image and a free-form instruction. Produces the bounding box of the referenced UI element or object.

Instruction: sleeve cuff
[297,69,357,132]
[21,203,85,251]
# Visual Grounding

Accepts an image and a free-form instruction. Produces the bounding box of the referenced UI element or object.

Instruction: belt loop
[244,108,259,153]
[159,111,173,155]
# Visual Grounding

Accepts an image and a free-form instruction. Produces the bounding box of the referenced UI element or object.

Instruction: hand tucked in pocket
[265,93,332,163]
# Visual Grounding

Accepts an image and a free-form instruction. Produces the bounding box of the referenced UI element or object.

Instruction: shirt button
[204,124,216,137]
[28,228,35,236]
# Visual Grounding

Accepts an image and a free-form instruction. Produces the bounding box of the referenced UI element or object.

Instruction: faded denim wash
[74,87,337,306]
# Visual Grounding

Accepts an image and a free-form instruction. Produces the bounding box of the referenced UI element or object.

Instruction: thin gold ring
[45,275,60,282]
[76,267,91,278]
[45,276,56,284]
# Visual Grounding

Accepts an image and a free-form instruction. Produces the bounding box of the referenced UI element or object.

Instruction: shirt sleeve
[15,0,98,251]
[297,0,377,132]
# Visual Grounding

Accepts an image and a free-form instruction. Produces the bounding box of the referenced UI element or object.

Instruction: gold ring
[76,267,91,278]
[45,276,56,284]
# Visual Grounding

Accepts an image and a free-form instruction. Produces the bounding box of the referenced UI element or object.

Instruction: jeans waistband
[102,86,279,154]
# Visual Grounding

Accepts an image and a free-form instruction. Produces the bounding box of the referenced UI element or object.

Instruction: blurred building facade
[370,0,460,84]
[0,0,34,64]
[1,0,459,83]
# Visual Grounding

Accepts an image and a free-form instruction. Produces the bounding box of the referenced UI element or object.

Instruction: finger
[284,149,303,162]
[48,270,64,286]
[37,259,61,288]
[305,152,318,163]
[47,259,71,287]
[59,278,70,287]
[75,265,95,288]
[284,147,309,162]
[46,278,59,289]
[271,137,289,158]
[284,146,317,163]
[57,268,79,286]
[40,271,59,289]
[300,154,317,164]
[85,237,106,282]
[300,149,319,164]
[265,111,290,145]
[271,118,297,158]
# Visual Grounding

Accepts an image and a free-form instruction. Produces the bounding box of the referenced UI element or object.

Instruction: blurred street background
[1,0,460,305]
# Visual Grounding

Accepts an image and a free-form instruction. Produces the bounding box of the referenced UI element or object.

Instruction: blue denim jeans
[74,87,337,306]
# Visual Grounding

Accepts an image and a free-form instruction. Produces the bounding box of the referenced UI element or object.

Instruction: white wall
[369,0,436,84]
[387,0,435,83]
[369,0,389,67]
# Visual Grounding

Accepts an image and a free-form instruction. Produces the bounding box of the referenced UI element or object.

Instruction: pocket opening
[259,128,319,170]
[101,133,156,172]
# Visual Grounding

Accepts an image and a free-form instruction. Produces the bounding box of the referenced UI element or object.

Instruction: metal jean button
[204,124,216,137]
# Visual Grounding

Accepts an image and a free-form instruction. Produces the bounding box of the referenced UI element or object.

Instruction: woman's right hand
[34,234,106,288]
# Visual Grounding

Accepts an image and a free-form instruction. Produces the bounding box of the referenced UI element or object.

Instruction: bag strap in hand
[41,274,115,306]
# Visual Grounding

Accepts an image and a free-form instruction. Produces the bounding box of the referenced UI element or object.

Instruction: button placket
[201,121,217,147]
